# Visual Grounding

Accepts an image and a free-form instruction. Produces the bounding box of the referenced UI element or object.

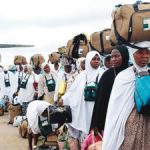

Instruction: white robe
[0,71,16,100]
[62,51,104,134]
[17,73,35,104]
[102,66,136,150]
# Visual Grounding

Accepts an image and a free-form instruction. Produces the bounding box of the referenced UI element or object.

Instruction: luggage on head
[30,54,45,68]
[14,55,27,65]
[65,33,90,58]
[110,2,150,46]
[90,29,113,54]
[48,52,60,64]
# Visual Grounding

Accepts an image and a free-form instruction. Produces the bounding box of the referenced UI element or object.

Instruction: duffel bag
[8,104,22,124]
[48,52,60,64]
[47,105,72,124]
[30,54,45,67]
[110,2,150,45]
[65,34,90,58]
[18,118,28,138]
[0,107,4,116]
[90,29,112,54]
[14,55,27,65]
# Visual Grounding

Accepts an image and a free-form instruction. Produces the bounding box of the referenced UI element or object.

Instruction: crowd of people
[0,41,150,150]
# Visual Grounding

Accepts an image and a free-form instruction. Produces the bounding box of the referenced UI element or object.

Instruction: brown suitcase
[0,108,4,116]
[48,52,60,64]
[90,29,112,54]
[8,104,22,124]
[65,34,90,58]
[110,3,150,45]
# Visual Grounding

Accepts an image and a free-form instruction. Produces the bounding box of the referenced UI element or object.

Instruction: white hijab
[129,41,150,72]
[76,57,85,71]
[62,51,103,134]
[102,41,150,150]
[41,62,51,79]
[26,100,50,134]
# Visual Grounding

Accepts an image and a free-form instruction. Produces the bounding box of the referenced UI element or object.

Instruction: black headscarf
[90,45,129,132]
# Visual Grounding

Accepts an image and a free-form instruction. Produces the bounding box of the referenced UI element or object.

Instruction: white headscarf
[26,100,50,134]
[41,62,51,78]
[129,41,150,72]
[85,51,102,82]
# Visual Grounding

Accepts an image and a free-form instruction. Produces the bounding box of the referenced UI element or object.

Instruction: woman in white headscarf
[26,100,50,150]
[38,63,57,104]
[59,51,104,147]
[17,64,35,115]
[102,41,150,150]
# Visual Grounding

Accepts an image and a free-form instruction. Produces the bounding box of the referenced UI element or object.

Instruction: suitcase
[65,34,90,58]
[14,55,27,65]
[30,54,45,67]
[48,52,60,64]
[47,105,72,124]
[0,108,4,116]
[90,29,112,54]
[110,2,150,45]
[18,118,28,138]
[8,104,22,124]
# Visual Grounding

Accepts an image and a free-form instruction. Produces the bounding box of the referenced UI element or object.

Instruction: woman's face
[44,64,50,73]
[80,60,85,70]
[111,49,122,68]
[24,66,28,73]
[90,54,101,69]
[133,48,150,67]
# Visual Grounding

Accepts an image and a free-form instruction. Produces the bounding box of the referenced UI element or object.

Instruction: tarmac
[0,112,28,150]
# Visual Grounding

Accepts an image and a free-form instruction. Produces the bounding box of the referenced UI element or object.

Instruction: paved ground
[0,112,28,150]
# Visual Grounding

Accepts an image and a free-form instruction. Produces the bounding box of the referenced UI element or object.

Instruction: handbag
[38,116,53,137]
[47,105,72,124]
[84,74,99,101]
[45,75,56,92]
[20,74,30,89]
[82,130,102,150]
[134,69,150,114]
[58,74,67,99]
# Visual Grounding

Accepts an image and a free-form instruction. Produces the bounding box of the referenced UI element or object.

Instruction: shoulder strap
[95,74,99,83]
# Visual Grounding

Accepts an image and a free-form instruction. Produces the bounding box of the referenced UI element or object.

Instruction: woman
[26,100,50,150]
[17,64,35,115]
[59,51,104,147]
[90,45,129,132]
[38,63,57,104]
[54,59,76,102]
[102,41,150,150]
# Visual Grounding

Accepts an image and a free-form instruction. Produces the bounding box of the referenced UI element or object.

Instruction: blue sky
[0,0,147,67]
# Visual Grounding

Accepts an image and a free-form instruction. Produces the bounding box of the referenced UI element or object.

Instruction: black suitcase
[47,105,72,124]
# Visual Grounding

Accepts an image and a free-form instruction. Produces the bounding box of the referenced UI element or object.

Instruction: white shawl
[26,100,50,134]
[102,66,135,150]
[62,51,104,134]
